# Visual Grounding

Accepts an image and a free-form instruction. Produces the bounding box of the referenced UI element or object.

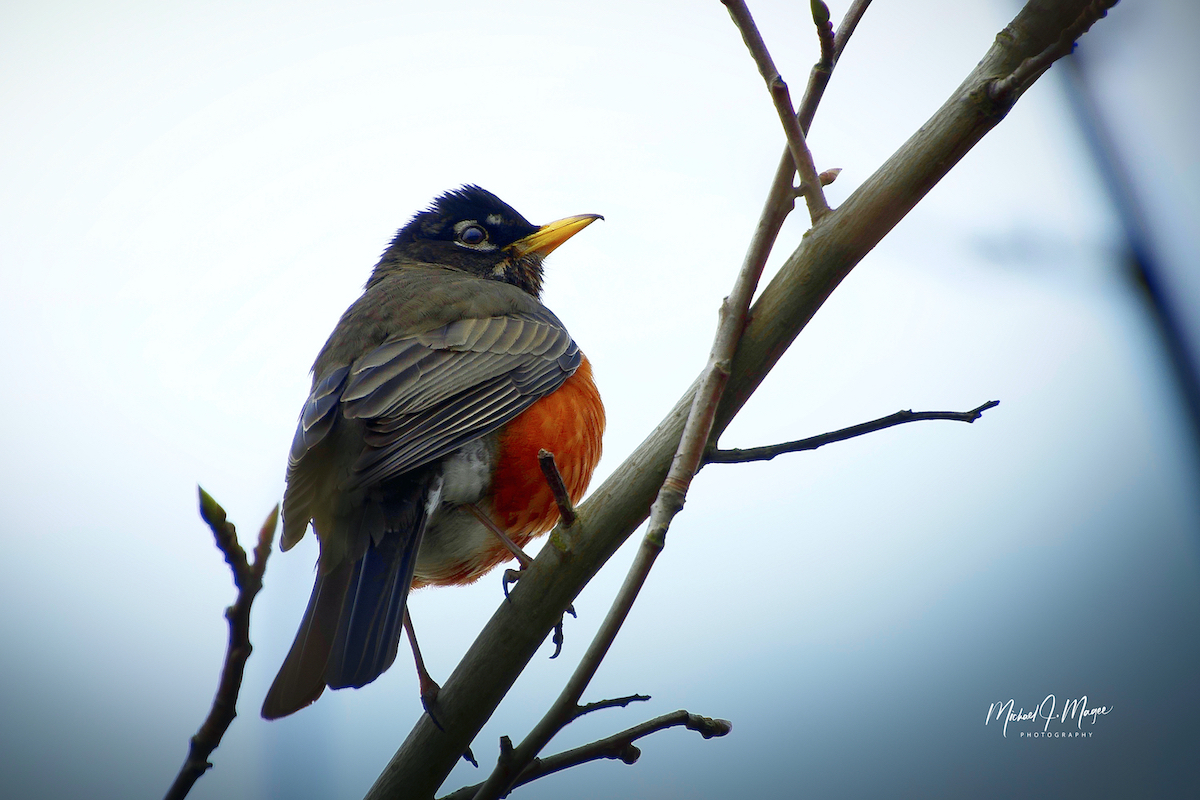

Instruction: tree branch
[537,449,577,528]
[801,0,871,132]
[723,0,830,222]
[732,0,872,353]
[362,4,1111,798]
[989,0,1119,103]
[574,694,652,720]
[705,401,1000,464]
[164,491,277,800]
[469,302,745,799]
[441,711,731,800]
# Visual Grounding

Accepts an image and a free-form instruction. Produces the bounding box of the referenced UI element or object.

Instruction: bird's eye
[458,225,487,246]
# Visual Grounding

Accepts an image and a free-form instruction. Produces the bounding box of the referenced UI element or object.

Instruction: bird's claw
[549,604,577,659]
[500,565,577,658]
[419,674,443,731]
[502,567,524,599]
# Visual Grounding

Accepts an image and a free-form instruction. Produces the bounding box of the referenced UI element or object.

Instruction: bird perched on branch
[262,186,605,720]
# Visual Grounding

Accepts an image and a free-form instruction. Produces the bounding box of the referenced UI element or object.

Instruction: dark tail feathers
[261,474,441,719]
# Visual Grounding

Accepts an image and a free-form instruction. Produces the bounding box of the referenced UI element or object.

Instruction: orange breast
[490,354,605,541]
[410,356,604,589]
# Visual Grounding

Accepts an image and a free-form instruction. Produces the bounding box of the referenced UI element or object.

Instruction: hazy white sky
[2,1,1197,798]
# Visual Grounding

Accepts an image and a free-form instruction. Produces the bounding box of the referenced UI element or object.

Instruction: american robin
[261,186,605,720]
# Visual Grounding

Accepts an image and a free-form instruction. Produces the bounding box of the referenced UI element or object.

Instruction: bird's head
[375,185,601,297]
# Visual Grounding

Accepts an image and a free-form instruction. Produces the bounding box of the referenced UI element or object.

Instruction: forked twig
[164,490,277,800]
[732,0,872,338]
[723,0,830,221]
[445,711,730,800]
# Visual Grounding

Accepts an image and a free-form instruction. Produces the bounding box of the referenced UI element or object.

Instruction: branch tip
[810,0,835,66]
[706,400,1001,465]
[724,0,831,222]
[687,714,734,739]
[575,694,652,720]
[165,494,277,800]
[197,486,226,528]
[537,449,578,528]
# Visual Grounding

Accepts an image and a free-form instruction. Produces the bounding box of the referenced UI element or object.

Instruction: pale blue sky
[2,1,1197,798]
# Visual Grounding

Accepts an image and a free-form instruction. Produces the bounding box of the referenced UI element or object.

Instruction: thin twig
[574,694,651,720]
[800,0,871,132]
[735,0,872,343]
[444,712,731,800]
[164,490,277,800]
[537,449,577,528]
[989,0,1119,103]
[705,401,1000,464]
[812,0,835,66]
[723,0,830,222]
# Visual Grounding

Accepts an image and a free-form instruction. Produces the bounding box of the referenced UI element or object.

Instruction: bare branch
[799,0,871,132]
[575,694,651,720]
[812,0,835,67]
[706,401,1000,464]
[443,712,731,800]
[735,0,873,350]
[723,0,830,222]
[164,491,277,800]
[990,0,1119,103]
[537,449,577,528]
[466,3,821,784]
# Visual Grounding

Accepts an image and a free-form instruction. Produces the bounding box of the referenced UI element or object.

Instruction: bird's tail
[261,475,442,719]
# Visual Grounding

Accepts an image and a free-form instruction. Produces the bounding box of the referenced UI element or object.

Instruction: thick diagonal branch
[363,5,1111,798]
[990,0,1119,102]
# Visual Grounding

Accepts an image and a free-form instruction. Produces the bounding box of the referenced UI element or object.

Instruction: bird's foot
[418,672,444,731]
[502,567,524,599]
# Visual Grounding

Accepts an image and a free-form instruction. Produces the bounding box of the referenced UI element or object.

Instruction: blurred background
[2,1,1197,798]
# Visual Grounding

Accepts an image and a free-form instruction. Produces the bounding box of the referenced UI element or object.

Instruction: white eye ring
[459,225,486,244]
[454,221,492,248]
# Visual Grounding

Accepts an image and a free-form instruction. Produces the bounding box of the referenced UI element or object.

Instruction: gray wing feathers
[340,315,571,417]
[285,312,580,511]
[340,314,579,489]
[351,376,521,488]
[292,365,351,463]
[282,365,351,550]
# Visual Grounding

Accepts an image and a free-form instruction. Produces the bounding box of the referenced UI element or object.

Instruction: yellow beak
[507,214,603,259]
